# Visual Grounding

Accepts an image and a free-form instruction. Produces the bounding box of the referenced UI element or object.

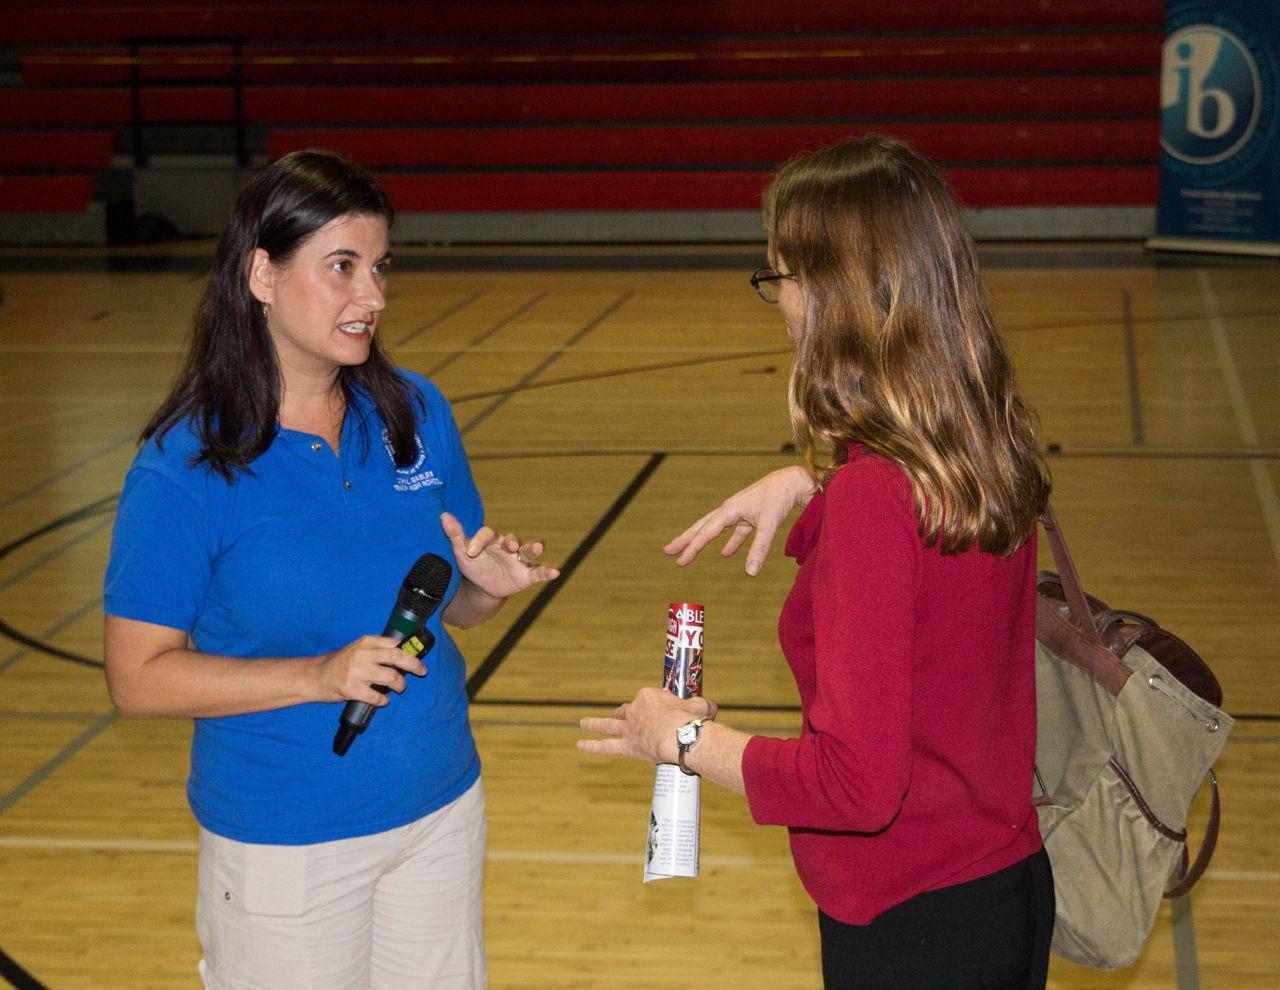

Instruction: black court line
[424,292,547,378]
[422,305,1280,357]
[0,592,106,674]
[431,303,1278,411]
[1048,448,1280,460]
[447,346,789,406]
[0,947,48,990]
[0,710,118,990]
[0,612,105,670]
[1121,289,1145,447]
[459,290,633,436]
[1004,306,1280,337]
[469,447,793,461]
[393,290,482,347]
[466,452,665,700]
[0,514,114,597]
[0,495,117,669]
[0,432,134,513]
[0,710,117,815]
[4,441,1279,670]
[470,446,1280,462]
[0,494,116,563]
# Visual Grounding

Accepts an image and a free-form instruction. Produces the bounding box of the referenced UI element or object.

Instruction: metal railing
[122,36,248,168]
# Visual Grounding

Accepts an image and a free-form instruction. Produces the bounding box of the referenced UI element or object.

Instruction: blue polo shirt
[104,370,483,844]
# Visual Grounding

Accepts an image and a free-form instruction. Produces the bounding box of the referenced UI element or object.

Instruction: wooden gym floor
[0,241,1276,988]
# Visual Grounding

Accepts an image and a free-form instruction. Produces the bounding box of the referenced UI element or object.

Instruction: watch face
[676,722,697,746]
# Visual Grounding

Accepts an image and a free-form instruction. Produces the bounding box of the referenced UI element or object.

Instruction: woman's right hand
[313,635,427,706]
[663,466,817,575]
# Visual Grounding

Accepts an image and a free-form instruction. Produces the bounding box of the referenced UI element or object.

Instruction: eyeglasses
[750,266,796,304]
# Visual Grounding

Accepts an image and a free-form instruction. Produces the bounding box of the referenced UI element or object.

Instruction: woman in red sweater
[579,135,1055,989]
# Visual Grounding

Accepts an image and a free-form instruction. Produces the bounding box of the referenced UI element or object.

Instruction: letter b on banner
[1162,26,1260,163]
[1150,0,1280,256]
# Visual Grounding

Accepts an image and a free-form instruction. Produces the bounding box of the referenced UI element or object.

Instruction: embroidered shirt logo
[382,430,442,492]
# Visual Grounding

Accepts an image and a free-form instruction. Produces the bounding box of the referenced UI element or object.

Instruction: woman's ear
[246,247,274,305]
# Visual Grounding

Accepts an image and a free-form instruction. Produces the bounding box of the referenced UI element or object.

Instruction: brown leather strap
[1166,769,1221,899]
[1040,504,1106,649]
[1109,758,1187,842]
[1036,594,1132,694]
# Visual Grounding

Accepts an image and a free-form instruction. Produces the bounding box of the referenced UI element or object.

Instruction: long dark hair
[766,135,1049,555]
[143,149,420,480]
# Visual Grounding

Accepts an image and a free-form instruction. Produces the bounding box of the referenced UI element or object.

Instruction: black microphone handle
[337,604,422,728]
[333,628,435,757]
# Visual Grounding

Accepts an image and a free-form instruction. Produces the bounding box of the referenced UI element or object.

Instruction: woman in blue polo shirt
[103,151,551,990]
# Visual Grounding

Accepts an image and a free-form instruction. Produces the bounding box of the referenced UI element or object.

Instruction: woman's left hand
[664,466,816,576]
[441,512,560,600]
[578,687,718,765]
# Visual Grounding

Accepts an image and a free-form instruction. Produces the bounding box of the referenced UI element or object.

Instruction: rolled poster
[643,601,704,882]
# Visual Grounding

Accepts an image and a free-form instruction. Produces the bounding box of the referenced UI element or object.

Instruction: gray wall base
[967,207,1155,240]
[389,206,1156,244]
[0,158,1161,245]
[394,210,765,243]
[0,203,106,245]
[1147,235,1280,258]
[126,163,1161,243]
[133,163,255,235]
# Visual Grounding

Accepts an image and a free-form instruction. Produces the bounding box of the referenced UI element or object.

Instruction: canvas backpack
[1032,506,1231,973]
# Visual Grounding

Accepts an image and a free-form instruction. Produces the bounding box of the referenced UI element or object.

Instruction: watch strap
[677,716,707,776]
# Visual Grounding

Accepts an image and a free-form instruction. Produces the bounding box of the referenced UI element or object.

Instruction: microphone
[333,552,453,756]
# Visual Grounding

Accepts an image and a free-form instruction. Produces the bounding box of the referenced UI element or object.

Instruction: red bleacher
[269,121,1160,170]
[20,33,1161,86]
[374,167,1157,213]
[248,75,1160,125]
[0,131,117,170]
[0,175,98,213]
[3,1,1167,43]
[0,89,131,126]
[0,0,1164,230]
[0,129,114,216]
[0,74,1160,127]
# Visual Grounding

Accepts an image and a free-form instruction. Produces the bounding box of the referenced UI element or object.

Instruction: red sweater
[741,446,1042,925]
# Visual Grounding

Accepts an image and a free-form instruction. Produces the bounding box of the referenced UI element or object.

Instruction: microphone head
[397,551,453,616]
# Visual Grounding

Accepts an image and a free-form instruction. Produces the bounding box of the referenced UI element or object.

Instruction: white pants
[196,780,486,990]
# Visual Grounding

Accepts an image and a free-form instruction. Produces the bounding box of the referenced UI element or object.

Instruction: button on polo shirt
[104,371,485,844]
[272,420,377,512]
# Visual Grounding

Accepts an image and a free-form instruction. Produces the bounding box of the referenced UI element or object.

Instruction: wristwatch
[676,716,710,776]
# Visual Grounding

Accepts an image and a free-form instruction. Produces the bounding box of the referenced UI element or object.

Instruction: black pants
[819,848,1054,990]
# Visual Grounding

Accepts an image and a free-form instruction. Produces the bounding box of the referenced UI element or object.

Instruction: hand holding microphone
[317,635,426,708]
[330,525,557,755]
[332,551,453,756]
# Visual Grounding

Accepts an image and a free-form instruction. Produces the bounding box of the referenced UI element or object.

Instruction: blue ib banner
[1155,0,1280,252]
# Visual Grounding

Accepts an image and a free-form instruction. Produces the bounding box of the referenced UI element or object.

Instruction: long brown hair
[143,150,419,481]
[766,135,1049,555]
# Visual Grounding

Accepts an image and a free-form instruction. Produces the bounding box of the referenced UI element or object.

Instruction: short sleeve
[439,407,483,533]
[405,372,483,534]
[103,468,213,632]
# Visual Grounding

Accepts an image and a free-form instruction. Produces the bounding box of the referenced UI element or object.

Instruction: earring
[262,302,269,323]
